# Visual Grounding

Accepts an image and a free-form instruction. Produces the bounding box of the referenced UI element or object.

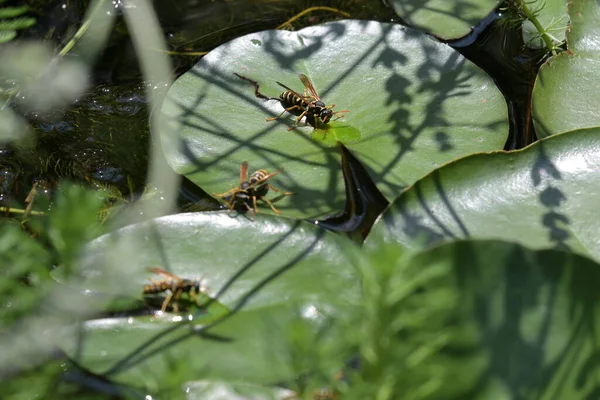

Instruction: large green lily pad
[367,127,600,261]
[532,0,600,138]
[159,19,508,220]
[388,0,501,40]
[59,212,358,389]
[355,237,600,399]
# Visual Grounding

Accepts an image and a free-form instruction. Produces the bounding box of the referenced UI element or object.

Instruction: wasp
[234,73,348,130]
[143,267,207,312]
[213,161,294,214]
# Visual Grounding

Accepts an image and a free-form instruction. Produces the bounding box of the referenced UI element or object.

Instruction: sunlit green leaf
[388,0,501,40]
[367,127,600,261]
[532,0,600,137]
[60,212,358,390]
[160,20,508,219]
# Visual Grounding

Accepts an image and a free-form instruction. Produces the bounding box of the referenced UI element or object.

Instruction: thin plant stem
[0,207,45,216]
[520,0,557,53]
[276,6,350,30]
[58,0,107,57]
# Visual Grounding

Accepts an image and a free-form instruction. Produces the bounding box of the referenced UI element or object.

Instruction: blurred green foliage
[0,1,35,44]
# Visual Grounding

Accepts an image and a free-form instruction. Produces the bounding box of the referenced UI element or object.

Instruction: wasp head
[319,108,333,124]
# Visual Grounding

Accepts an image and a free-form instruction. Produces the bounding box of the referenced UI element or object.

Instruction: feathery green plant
[0,1,35,44]
[502,0,567,55]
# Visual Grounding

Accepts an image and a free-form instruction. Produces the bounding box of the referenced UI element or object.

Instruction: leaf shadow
[97,219,330,378]
[162,19,502,221]
[391,0,491,34]
[378,136,576,255]
[530,143,571,251]
[451,242,600,398]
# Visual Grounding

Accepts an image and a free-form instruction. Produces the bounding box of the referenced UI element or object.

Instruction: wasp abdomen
[143,281,174,294]
[280,91,309,114]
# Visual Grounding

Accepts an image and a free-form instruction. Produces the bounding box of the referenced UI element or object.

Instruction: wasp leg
[188,289,199,307]
[160,291,175,312]
[172,288,186,313]
[264,184,294,196]
[287,109,309,131]
[213,188,239,198]
[190,285,210,309]
[311,111,323,129]
[261,197,282,214]
[252,195,260,214]
[227,198,240,214]
[266,104,304,122]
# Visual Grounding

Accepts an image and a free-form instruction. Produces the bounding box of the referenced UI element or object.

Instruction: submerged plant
[502,0,568,54]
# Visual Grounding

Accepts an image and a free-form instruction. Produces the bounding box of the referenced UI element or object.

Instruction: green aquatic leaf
[367,127,600,261]
[532,0,600,137]
[388,0,501,40]
[159,20,508,219]
[60,212,358,390]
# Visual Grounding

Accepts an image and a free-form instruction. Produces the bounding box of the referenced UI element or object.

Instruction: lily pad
[532,0,600,138]
[388,0,501,40]
[159,20,508,220]
[61,212,358,389]
[367,127,600,261]
[356,237,600,399]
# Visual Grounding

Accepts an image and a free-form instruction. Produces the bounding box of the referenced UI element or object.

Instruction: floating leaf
[388,0,501,40]
[59,212,358,389]
[532,0,600,137]
[368,128,600,261]
[159,20,508,219]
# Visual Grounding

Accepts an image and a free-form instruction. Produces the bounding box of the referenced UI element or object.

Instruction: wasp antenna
[234,72,273,100]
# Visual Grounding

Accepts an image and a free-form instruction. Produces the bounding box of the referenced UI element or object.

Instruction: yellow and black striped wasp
[213,161,294,214]
[234,73,349,130]
[143,267,208,312]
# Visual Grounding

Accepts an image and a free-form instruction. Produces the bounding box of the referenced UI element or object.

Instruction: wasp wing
[247,169,284,189]
[147,267,180,280]
[240,161,249,185]
[275,81,312,101]
[299,74,321,101]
